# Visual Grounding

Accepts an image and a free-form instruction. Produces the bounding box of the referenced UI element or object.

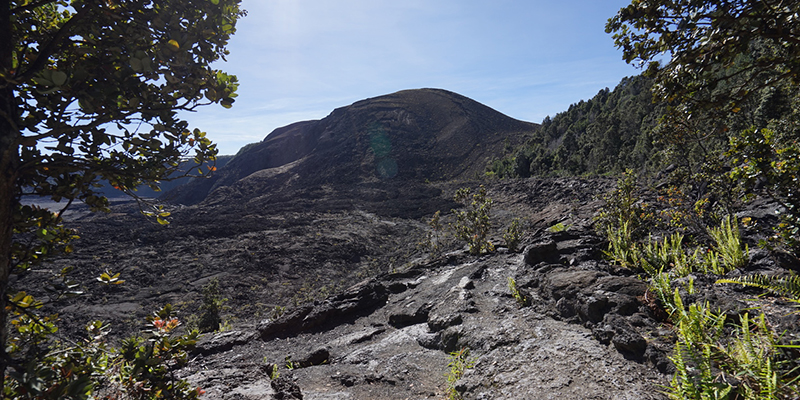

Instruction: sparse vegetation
[198,278,226,333]
[445,347,476,400]
[547,222,570,233]
[452,186,495,255]
[667,298,798,399]
[593,174,800,400]
[268,363,280,380]
[425,210,445,254]
[503,218,524,252]
[508,277,529,307]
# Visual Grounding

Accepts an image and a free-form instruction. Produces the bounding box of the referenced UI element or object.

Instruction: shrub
[507,277,529,307]
[452,186,494,255]
[707,215,749,273]
[198,278,226,333]
[110,305,203,399]
[445,347,476,400]
[424,210,445,254]
[503,218,523,252]
[595,170,654,240]
[4,305,204,400]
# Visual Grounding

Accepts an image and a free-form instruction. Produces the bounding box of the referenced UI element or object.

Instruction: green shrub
[111,305,203,399]
[425,210,445,254]
[707,215,749,273]
[445,347,476,400]
[595,170,654,240]
[668,297,797,400]
[5,316,110,399]
[4,305,204,400]
[198,278,226,333]
[507,277,529,307]
[503,218,523,252]
[452,186,494,255]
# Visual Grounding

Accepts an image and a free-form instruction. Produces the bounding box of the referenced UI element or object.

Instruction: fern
[716,273,800,300]
[708,215,749,272]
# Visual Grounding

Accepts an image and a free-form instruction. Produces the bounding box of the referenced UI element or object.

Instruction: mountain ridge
[165,88,537,206]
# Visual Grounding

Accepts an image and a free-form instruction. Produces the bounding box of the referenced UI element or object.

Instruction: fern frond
[716,273,800,300]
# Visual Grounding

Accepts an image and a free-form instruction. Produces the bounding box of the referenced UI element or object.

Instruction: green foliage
[268,363,280,380]
[731,126,800,254]
[547,222,570,233]
[717,273,800,301]
[424,210,445,254]
[598,170,749,279]
[668,299,733,400]
[604,221,640,270]
[708,216,749,273]
[110,305,202,400]
[507,277,529,307]
[198,278,226,333]
[640,233,700,278]
[607,0,800,256]
[649,272,676,315]
[445,347,476,400]
[96,270,125,286]
[5,316,109,399]
[503,218,523,252]
[487,75,662,178]
[595,170,654,240]
[4,305,204,399]
[668,299,798,400]
[452,186,494,255]
[1,0,244,391]
[271,305,287,321]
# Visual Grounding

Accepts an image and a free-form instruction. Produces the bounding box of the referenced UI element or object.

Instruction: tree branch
[9,0,58,14]
[13,5,93,84]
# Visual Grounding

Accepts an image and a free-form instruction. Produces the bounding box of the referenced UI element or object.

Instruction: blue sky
[185,0,641,155]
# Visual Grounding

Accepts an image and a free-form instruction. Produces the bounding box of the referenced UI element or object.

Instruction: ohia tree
[0,0,245,391]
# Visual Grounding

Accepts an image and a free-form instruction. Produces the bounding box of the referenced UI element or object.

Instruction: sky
[184,0,642,155]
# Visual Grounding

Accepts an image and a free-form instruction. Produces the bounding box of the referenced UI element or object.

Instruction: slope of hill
[489,75,663,178]
[166,88,537,208]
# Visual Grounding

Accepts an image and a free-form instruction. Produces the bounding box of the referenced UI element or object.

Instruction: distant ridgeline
[488,75,664,178]
[90,155,234,199]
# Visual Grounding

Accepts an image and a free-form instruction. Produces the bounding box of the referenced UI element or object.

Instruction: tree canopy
[0,0,244,395]
[487,75,662,179]
[606,0,800,251]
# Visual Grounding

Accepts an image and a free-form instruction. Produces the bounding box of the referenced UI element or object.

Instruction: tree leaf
[51,71,67,86]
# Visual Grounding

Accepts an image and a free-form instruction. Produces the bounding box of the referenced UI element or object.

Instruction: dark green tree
[607,0,800,252]
[198,278,225,333]
[0,0,244,390]
[488,75,661,178]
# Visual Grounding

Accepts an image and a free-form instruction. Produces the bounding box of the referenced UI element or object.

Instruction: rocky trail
[185,226,670,399]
